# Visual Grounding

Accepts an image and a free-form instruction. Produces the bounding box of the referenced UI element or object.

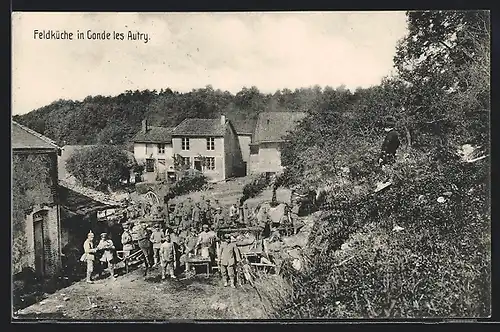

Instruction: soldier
[121,223,134,260]
[150,223,165,267]
[205,199,213,227]
[229,202,239,225]
[196,224,217,263]
[137,221,153,277]
[213,207,226,230]
[159,233,177,280]
[243,203,250,226]
[192,202,202,230]
[96,233,117,280]
[378,117,400,167]
[80,231,97,284]
[218,234,242,288]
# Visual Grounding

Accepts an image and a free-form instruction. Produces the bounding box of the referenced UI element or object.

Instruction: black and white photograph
[11,11,491,320]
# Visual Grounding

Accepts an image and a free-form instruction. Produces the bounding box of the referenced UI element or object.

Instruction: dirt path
[14,267,267,320]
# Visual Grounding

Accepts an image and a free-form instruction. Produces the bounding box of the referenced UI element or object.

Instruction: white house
[171,115,245,182]
[249,111,307,174]
[132,120,175,182]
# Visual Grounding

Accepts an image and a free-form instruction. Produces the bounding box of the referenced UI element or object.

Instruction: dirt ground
[13,265,268,321]
[13,178,293,321]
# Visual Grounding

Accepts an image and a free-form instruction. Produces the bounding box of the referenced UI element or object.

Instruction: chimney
[220,114,226,125]
[142,119,148,133]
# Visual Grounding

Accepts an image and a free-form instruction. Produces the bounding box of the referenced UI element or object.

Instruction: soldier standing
[159,233,177,280]
[121,223,135,260]
[137,221,153,277]
[218,234,241,288]
[378,117,400,167]
[96,233,117,280]
[192,202,202,230]
[80,231,97,284]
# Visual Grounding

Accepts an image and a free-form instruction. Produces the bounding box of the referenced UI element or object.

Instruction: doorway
[194,159,202,172]
[33,210,48,278]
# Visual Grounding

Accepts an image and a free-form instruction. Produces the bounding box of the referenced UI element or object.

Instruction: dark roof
[12,121,60,151]
[231,118,257,135]
[58,184,120,215]
[253,112,307,143]
[132,126,175,143]
[172,118,226,137]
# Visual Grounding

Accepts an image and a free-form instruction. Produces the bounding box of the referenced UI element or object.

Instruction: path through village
[14,266,268,320]
[14,179,302,320]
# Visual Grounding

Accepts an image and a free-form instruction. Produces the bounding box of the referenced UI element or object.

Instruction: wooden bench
[116,249,144,274]
[186,257,211,277]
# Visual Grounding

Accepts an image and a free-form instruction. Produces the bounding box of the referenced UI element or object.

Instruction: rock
[437,197,446,203]
[443,192,452,197]
[63,297,70,301]
[340,243,349,251]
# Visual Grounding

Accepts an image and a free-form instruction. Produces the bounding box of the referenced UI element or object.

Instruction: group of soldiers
[170,196,253,232]
[81,217,248,288]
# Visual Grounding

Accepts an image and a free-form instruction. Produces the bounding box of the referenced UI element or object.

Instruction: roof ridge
[59,180,121,206]
[12,121,61,149]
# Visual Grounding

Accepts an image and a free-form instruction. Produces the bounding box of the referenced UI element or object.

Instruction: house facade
[249,111,307,174]
[171,115,245,182]
[132,120,175,182]
[231,118,257,176]
[12,121,62,278]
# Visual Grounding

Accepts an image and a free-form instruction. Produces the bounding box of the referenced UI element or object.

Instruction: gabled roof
[58,181,121,215]
[231,118,257,135]
[12,121,61,151]
[172,118,226,137]
[132,126,175,143]
[253,111,307,143]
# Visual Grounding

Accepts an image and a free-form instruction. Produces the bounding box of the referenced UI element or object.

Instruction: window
[204,157,215,170]
[146,159,155,172]
[250,145,259,155]
[158,144,165,154]
[181,157,191,167]
[206,137,215,150]
[181,138,190,150]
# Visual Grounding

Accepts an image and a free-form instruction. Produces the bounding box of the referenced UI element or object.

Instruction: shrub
[242,173,271,202]
[270,148,490,318]
[66,144,130,191]
[170,169,208,196]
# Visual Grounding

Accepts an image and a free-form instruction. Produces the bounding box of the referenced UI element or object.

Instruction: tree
[393,10,490,148]
[66,145,131,191]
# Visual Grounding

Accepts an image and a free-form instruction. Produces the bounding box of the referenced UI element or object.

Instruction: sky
[12,12,409,115]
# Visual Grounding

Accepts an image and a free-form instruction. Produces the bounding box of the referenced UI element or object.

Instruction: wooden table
[218,227,262,240]
[186,257,211,277]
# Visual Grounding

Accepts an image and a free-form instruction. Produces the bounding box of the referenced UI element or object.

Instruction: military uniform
[97,236,116,279]
[80,235,97,283]
[219,237,241,288]
[159,239,176,279]
[150,228,165,266]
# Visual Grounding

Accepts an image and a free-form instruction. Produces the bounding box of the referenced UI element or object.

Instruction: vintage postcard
[11,11,491,321]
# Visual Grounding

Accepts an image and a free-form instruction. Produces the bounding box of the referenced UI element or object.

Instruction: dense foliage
[268,10,490,318]
[66,145,131,191]
[14,86,320,147]
[169,170,209,197]
[242,173,272,202]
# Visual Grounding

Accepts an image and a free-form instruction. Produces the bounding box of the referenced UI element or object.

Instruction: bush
[270,149,490,318]
[66,144,130,191]
[170,169,208,196]
[242,173,271,202]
